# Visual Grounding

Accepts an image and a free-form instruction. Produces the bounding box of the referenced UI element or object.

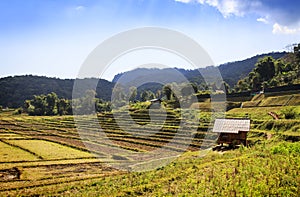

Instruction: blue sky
[1,0,299,80]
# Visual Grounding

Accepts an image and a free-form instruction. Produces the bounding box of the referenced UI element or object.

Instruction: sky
[1,0,300,81]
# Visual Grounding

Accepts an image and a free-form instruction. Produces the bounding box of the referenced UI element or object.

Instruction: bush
[271,142,300,155]
[281,107,297,119]
[130,101,151,110]
[13,108,23,115]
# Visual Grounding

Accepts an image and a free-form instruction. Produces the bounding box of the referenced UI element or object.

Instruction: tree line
[0,76,114,108]
[24,91,111,116]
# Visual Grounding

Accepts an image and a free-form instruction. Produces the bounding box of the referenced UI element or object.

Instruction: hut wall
[217,131,247,145]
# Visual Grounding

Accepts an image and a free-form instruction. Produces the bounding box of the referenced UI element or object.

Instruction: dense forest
[0,76,114,108]
[234,44,300,92]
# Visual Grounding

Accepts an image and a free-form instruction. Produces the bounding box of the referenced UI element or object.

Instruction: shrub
[280,107,297,119]
[271,142,300,155]
[13,108,23,115]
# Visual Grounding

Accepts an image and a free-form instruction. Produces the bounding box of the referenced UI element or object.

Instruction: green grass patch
[51,141,300,196]
[227,106,300,120]
[259,95,293,107]
[0,141,40,163]
[257,120,300,133]
[8,140,93,160]
[271,141,300,155]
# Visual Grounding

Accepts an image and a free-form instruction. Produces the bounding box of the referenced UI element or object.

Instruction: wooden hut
[212,119,250,146]
[149,98,162,109]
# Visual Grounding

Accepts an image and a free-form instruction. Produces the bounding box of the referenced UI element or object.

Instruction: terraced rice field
[0,105,299,195]
[0,113,118,195]
[0,108,219,194]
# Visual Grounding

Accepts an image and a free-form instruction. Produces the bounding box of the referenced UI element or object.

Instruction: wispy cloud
[75,5,85,11]
[272,23,300,35]
[175,0,193,3]
[198,0,258,18]
[176,0,261,17]
[175,0,300,34]
[257,17,268,24]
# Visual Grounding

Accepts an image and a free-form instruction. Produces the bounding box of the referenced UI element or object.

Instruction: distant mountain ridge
[113,52,287,87]
[0,51,287,108]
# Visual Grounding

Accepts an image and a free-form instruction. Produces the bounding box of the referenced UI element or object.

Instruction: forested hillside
[113,52,286,87]
[0,51,289,108]
[219,52,286,86]
[234,45,300,92]
[0,75,114,108]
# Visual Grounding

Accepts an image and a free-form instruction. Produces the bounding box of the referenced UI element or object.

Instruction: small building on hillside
[149,98,162,109]
[149,98,162,104]
[213,118,250,146]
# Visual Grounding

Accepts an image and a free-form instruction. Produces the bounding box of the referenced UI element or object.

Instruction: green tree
[57,99,72,115]
[254,56,276,82]
[45,92,58,115]
[30,95,46,115]
[181,83,198,96]
[95,99,111,112]
[294,43,300,64]
[112,84,126,108]
[221,81,231,94]
[234,79,250,92]
[140,90,155,102]
[82,90,97,114]
[163,85,172,100]
[129,86,137,102]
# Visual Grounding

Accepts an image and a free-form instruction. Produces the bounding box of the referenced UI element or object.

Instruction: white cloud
[175,0,300,34]
[257,17,268,24]
[175,0,193,3]
[75,5,85,11]
[177,0,261,18]
[272,23,300,35]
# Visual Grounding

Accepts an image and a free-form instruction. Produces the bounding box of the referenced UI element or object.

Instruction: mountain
[0,52,287,108]
[112,52,287,87]
[0,75,114,108]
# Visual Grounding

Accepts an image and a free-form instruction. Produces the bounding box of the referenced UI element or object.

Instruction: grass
[257,119,300,133]
[53,141,300,196]
[227,106,300,120]
[288,95,300,105]
[259,95,293,106]
[241,101,260,107]
[0,158,102,170]
[0,132,23,139]
[0,141,40,162]
[7,140,93,160]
